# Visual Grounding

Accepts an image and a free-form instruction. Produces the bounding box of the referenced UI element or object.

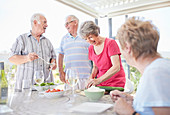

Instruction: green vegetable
[40,82,54,86]
[40,83,46,86]
[35,84,39,86]
[47,82,54,85]
[97,86,124,91]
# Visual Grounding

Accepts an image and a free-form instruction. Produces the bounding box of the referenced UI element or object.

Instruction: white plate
[70,102,113,113]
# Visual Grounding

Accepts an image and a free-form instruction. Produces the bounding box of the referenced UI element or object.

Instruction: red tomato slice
[56,89,60,92]
[46,89,51,93]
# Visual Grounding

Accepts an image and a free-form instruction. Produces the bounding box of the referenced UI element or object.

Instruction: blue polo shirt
[58,33,92,79]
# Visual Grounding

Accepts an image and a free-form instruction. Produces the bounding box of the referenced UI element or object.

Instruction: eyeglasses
[65,20,75,26]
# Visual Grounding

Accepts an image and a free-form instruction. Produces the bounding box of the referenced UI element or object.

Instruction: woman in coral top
[79,21,125,89]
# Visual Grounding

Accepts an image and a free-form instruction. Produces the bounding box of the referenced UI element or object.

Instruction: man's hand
[50,59,57,70]
[59,71,66,83]
[27,52,38,62]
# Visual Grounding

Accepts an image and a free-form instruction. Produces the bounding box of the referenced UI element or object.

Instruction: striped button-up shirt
[58,33,92,79]
[9,32,56,90]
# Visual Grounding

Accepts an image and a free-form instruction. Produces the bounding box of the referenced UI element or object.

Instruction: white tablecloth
[1,90,116,115]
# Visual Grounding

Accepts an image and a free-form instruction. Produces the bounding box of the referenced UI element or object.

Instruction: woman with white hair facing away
[110,17,170,115]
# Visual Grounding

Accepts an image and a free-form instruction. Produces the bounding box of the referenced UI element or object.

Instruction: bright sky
[0,0,170,54]
[0,0,94,53]
[128,7,170,52]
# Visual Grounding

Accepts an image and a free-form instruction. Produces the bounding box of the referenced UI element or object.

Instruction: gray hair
[30,13,45,27]
[79,21,100,39]
[66,15,79,23]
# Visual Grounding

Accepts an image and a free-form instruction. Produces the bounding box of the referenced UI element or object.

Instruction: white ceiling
[55,0,170,18]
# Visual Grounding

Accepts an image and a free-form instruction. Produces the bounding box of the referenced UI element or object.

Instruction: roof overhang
[55,0,170,18]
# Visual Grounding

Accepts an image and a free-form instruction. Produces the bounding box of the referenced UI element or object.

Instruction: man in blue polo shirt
[58,15,92,90]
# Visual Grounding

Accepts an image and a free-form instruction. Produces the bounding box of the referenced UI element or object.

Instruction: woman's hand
[114,97,135,115]
[86,78,102,88]
[110,90,133,102]
[86,78,94,88]
[86,61,99,89]
[110,90,126,102]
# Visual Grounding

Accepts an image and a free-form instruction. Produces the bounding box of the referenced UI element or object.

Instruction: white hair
[66,15,79,23]
[30,13,45,27]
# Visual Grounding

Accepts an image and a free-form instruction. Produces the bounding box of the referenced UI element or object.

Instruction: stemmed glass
[34,70,44,86]
[65,68,79,97]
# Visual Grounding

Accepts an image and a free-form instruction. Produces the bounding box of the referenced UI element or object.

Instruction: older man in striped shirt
[9,13,56,91]
[58,15,92,90]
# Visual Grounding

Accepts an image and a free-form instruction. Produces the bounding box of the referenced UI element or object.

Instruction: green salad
[35,82,55,86]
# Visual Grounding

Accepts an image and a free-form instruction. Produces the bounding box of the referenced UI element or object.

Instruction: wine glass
[34,70,44,86]
[65,68,79,97]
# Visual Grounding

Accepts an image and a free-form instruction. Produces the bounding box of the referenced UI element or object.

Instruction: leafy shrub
[130,66,142,91]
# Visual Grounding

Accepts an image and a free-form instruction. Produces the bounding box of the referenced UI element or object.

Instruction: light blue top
[133,58,170,115]
[58,33,92,79]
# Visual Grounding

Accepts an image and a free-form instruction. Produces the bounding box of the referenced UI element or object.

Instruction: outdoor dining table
[1,89,117,115]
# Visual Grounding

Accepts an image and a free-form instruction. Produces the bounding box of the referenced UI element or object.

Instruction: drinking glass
[22,79,32,92]
[22,79,33,103]
[34,70,44,85]
[65,68,79,97]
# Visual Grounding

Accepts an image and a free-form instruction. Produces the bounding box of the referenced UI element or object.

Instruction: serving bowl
[84,86,105,101]
[44,89,65,98]
[33,84,59,92]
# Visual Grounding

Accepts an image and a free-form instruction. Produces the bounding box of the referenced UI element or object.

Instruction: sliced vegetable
[97,86,124,91]
[45,89,63,93]
[45,89,51,93]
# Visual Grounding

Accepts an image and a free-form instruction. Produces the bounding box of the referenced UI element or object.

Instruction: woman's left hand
[114,97,134,115]
[92,79,102,86]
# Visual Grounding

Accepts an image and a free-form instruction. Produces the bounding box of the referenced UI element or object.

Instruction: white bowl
[44,90,65,98]
[33,85,50,92]
[33,84,59,92]
[49,84,59,89]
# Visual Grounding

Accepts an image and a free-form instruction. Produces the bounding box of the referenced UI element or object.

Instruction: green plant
[130,66,142,91]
